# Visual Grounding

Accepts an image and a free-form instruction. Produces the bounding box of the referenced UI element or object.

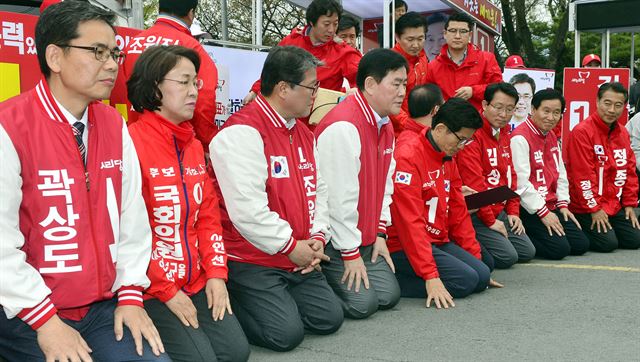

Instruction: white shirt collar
[52,95,88,127]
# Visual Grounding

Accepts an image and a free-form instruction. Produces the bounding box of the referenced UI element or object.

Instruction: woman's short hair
[127,45,201,113]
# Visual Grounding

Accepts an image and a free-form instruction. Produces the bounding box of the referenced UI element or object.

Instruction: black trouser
[226,261,343,352]
[145,289,250,362]
[574,209,640,252]
[322,244,401,319]
[391,242,490,299]
[520,208,590,260]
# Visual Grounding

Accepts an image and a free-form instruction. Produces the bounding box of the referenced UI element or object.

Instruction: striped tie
[72,121,86,164]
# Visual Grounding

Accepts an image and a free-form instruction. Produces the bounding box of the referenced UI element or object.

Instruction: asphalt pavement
[248,248,640,362]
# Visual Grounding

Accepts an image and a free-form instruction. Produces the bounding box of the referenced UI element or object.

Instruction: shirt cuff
[310,232,327,246]
[377,220,388,234]
[536,205,550,218]
[279,236,297,255]
[556,200,569,209]
[117,286,144,308]
[341,247,361,260]
[17,297,58,330]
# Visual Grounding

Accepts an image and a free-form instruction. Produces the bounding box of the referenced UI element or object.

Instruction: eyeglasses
[445,28,470,35]
[288,80,320,96]
[58,44,125,62]
[518,94,533,100]
[447,126,473,147]
[489,103,516,115]
[163,78,204,90]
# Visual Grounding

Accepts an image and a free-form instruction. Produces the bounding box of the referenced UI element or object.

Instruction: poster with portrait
[502,67,555,131]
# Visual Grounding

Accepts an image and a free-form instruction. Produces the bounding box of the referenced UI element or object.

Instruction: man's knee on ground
[304,303,344,335]
[377,282,401,310]
[447,270,480,299]
[260,321,305,352]
[343,293,379,319]
[492,249,519,269]
[588,232,618,253]
[517,241,536,263]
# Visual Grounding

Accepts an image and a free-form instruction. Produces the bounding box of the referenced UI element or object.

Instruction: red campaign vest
[567,113,639,215]
[123,15,219,149]
[315,91,395,247]
[0,80,124,319]
[214,95,319,270]
[511,118,566,212]
[129,112,226,302]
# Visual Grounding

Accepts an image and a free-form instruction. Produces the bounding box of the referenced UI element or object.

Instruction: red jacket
[210,95,327,270]
[511,118,569,218]
[129,112,227,303]
[567,112,639,215]
[123,15,219,151]
[0,80,151,329]
[250,26,361,95]
[456,116,520,226]
[388,129,481,280]
[390,43,429,137]
[315,91,395,259]
[424,44,502,110]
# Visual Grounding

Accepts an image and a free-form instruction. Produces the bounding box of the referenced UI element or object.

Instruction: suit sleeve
[455,140,497,226]
[511,135,548,216]
[567,127,603,212]
[113,122,152,307]
[0,125,57,330]
[448,164,482,259]
[210,125,297,255]
[316,122,363,260]
[196,172,228,281]
[379,143,396,233]
[390,150,439,280]
[470,53,503,105]
[555,142,570,209]
[310,140,331,245]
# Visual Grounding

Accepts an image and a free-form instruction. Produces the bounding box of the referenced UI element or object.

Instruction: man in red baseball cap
[582,54,601,68]
[505,54,525,69]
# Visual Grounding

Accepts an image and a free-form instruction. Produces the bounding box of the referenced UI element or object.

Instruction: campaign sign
[0,11,141,119]
[562,68,630,135]
[503,67,555,131]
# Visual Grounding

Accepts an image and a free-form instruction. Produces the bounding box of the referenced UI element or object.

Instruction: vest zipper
[173,137,193,286]
[288,130,310,235]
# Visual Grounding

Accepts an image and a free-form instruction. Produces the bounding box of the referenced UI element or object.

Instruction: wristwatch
[377,232,388,241]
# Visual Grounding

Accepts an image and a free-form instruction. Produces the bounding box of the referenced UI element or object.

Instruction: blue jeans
[0,299,171,361]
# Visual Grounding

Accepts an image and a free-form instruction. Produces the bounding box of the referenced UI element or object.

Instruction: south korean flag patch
[594,145,605,155]
[395,171,412,185]
[270,156,290,178]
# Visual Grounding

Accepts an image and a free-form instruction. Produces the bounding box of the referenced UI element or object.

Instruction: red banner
[561,67,630,156]
[446,0,502,34]
[0,11,141,120]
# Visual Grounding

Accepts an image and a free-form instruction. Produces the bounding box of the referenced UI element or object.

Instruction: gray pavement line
[521,263,640,272]
[294,346,410,362]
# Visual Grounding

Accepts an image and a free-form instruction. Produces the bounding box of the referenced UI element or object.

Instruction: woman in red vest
[127,45,249,362]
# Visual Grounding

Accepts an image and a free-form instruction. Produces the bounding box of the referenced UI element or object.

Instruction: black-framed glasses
[288,80,320,96]
[57,44,125,63]
[163,78,204,90]
[448,126,472,146]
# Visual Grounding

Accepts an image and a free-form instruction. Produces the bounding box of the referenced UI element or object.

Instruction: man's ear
[364,76,378,95]
[46,44,63,74]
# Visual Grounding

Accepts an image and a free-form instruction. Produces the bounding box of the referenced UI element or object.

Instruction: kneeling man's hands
[341,256,369,293]
[425,278,454,309]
